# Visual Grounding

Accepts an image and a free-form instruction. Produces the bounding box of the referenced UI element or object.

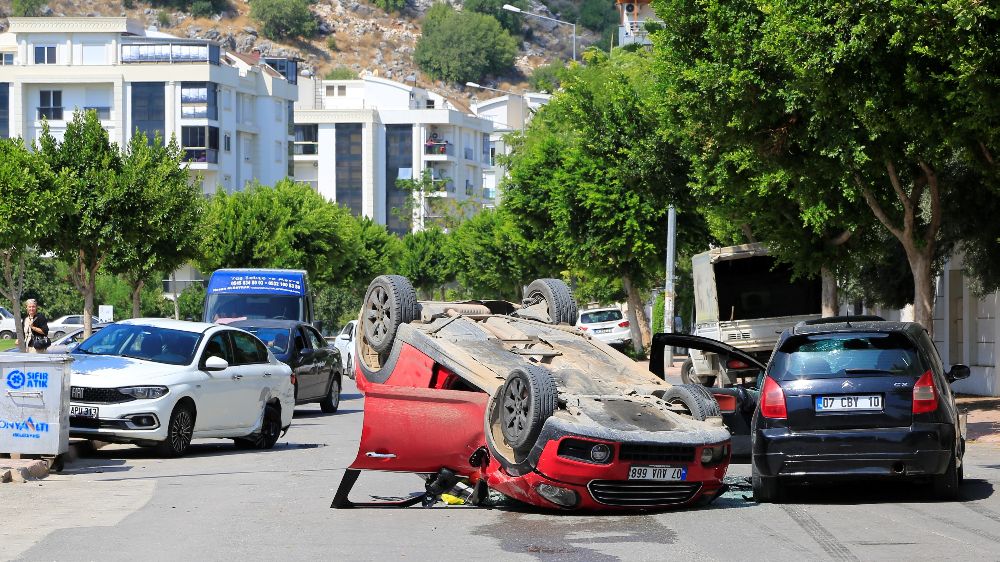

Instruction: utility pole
[663,205,677,367]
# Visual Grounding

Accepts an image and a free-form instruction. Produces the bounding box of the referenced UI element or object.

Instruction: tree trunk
[131,278,144,319]
[83,269,97,339]
[908,253,935,337]
[1,252,27,352]
[172,272,180,320]
[820,266,838,317]
[622,274,651,356]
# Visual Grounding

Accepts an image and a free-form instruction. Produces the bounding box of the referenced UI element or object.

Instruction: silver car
[577,307,631,347]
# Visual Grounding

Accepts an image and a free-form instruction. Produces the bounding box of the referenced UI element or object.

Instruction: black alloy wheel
[157,404,195,457]
[362,275,418,354]
[499,366,557,455]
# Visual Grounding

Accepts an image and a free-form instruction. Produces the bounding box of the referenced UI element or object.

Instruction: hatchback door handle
[365,452,396,459]
[232,374,243,380]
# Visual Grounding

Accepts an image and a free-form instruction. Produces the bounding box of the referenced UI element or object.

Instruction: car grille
[71,387,135,404]
[618,443,695,463]
[588,480,702,507]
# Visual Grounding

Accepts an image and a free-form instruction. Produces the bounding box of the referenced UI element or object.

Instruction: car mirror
[65,342,78,351]
[947,364,971,383]
[299,348,315,358]
[204,356,229,371]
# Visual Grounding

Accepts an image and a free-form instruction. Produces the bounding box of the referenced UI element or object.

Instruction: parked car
[230,319,342,413]
[333,276,731,511]
[576,307,631,348]
[49,315,105,339]
[656,318,970,502]
[0,306,16,340]
[46,324,108,353]
[69,319,295,456]
[332,320,356,379]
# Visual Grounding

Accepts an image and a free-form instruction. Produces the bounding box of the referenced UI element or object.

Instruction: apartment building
[471,92,550,205]
[293,75,494,233]
[0,17,297,194]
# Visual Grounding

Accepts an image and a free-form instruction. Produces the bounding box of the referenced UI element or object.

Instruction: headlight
[701,444,729,465]
[536,483,579,508]
[118,386,170,399]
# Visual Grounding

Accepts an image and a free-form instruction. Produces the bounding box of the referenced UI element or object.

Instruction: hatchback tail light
[760,376,787,419]
[912,370,938,414]
[618,321,630,328]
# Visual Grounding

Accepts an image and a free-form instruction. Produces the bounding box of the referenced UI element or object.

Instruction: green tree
[12,0,47,16]
[38,110,128,338]
[528,61,566,93]
[250,0,316,39]
[176,283,206,321]
[398,227,453,299]
[653,0,1000,332]
[0,139,68,351]
[578,0,617,33]
[325,67,357,80]
[501,50,706,354]
[105,132,204,319]
[464,0,526,34]
[414,4,518,84]
[448,208,541,300]
[371,0,406,13]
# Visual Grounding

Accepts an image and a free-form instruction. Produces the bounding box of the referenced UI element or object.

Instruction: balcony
[293,142,318,156]
[121,41,221,65]
[184,148,218,164]
[424,141,453,156]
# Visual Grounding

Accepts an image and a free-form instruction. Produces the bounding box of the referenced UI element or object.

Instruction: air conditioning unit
[625,3,637,13]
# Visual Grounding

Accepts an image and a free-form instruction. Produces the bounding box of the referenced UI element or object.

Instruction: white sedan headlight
[118,386,170,399]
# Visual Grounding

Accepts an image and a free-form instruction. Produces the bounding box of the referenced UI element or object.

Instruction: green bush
[190,0,214,17]
[464,0,526,34]
[12,0,47,17]
[325,66,357,79]
[414,4,518,84]
[157,10,171,27]
[578,0,617,32]
[371,0,406,12]
[250,0,316,40]
[652,292,664,333]
[326,36,339,51]
[528,61,565,92]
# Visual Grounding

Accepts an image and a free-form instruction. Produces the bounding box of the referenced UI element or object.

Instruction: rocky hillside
[3,0,606,102]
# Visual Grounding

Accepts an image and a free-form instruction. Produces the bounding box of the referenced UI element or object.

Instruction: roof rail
[796,315,885,327]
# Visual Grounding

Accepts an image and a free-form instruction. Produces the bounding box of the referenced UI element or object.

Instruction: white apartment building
[471,92,550,205]
[0,17,298,194]
[293,75,494,233]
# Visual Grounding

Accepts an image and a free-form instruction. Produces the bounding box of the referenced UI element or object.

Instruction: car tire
[0,331,13,340]
[236,403,282,450]
[524,278,578,326]
[320,376,341,413]
[345,354,355,380]
[362,275,419,354]
[680,358,696,384]
[752,464,784,503]
[53,331,64,339]
[661,384,721,421]
[932,452,961,501]
[156,403,195,458]
[499,365,557,455]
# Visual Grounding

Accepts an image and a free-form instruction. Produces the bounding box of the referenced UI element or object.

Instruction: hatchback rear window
[770,332,925,380]
[580,309,623,324]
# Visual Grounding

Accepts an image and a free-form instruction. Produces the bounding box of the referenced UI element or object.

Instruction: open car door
[332,385,489,508]
[649,333,766,379]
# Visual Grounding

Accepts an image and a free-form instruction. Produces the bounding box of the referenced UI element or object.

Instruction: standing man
[23,299,49,353]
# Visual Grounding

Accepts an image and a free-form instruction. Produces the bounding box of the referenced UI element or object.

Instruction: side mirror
[299,348,315,359]
[65,342,78,352]
[204,355,229,371]
[947,364,971,383]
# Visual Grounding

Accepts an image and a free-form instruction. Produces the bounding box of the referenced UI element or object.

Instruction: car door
[228,331,274,427]
[290,327,321,400]
[196,331,243,431]
[349,385,489,475]
[334,322,355,371]
[305,325,336,395]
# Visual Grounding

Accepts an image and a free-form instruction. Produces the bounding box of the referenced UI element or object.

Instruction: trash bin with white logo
[0,353,73,456]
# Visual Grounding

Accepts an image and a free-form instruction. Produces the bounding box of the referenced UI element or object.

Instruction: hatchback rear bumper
[754,422,955,478]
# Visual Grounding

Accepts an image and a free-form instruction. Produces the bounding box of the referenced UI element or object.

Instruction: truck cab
[688,244,821,386]
[203,269,315,326]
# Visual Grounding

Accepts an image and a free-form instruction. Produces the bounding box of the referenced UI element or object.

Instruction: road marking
[780,504,859,562]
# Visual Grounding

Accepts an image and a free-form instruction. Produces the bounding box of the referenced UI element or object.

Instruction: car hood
[70,355,187,387]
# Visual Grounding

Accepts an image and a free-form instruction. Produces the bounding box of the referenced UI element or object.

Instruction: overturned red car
[332,276,732,511]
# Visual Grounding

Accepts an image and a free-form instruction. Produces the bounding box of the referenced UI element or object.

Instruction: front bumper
[69,398,172,443]
[753,423,955,478]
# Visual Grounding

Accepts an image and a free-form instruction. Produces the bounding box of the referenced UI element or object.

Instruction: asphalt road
[3,377,1000,562]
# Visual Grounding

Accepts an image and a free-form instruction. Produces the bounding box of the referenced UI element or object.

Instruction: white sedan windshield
[74,324,201,365]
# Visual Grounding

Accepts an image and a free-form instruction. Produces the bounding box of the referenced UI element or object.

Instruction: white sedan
[69,319,295,457]
[332,320,356,379]
[49,315,104,339]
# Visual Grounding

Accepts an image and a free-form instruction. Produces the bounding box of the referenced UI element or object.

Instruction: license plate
[70,405,99,418]
[815,395,882,412]
[594,328,613,334]
[628,465,686,481]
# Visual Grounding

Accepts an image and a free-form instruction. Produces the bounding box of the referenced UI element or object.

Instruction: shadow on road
[775,477,994,504]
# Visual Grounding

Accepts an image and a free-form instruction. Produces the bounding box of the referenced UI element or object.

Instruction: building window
[224,133,231,152]
[482,133,491,163]
[0,83,8,138]
[121,42,220,65]
[293,124,318,155]
[263,58,298,85]
[385,124,413,235]
[34,46,56,64]
[426,99,435,109]
[489,144,497,166]
[38,90,63,120]
[287,101,294,136]
[181,82,218,119]
[1,53,13,65]
[465,179,474,196]
[131,82,165,143]
[335,123,363,216]
[182,125,219,163]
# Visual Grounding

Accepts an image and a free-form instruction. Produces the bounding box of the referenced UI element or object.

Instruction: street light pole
[502,4,577,62]
[664,205,677,366]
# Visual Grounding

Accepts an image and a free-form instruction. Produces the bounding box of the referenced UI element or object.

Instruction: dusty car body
[334,276,732,511]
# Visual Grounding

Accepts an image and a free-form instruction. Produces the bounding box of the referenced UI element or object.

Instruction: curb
[0,439,108,484]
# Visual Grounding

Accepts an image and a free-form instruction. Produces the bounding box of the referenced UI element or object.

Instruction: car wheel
[345,354,355,380]
[0,331,13,340]
[752,463,784,503]
[931,452,961,500]
[499,365,557,455]
[320,376,341,413]
[362,275,419,354]
[661,384,721,421]
[52,331,65,339]
[523,278,578,326]
[156,403,195,458]
[679,358,695,384]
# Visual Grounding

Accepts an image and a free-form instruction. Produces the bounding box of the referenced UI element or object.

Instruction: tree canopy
[414,4,518,84]
[250,0,316,39]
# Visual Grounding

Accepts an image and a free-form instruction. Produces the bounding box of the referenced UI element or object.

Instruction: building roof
[8,17,145,35]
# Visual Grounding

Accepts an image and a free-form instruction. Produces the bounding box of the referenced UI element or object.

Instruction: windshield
[204,294,304,324]
[239,327,292,355]
[770,332,925,380]
[0,308,13,319]
[580,309,623,324]
[74,324,201,365]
